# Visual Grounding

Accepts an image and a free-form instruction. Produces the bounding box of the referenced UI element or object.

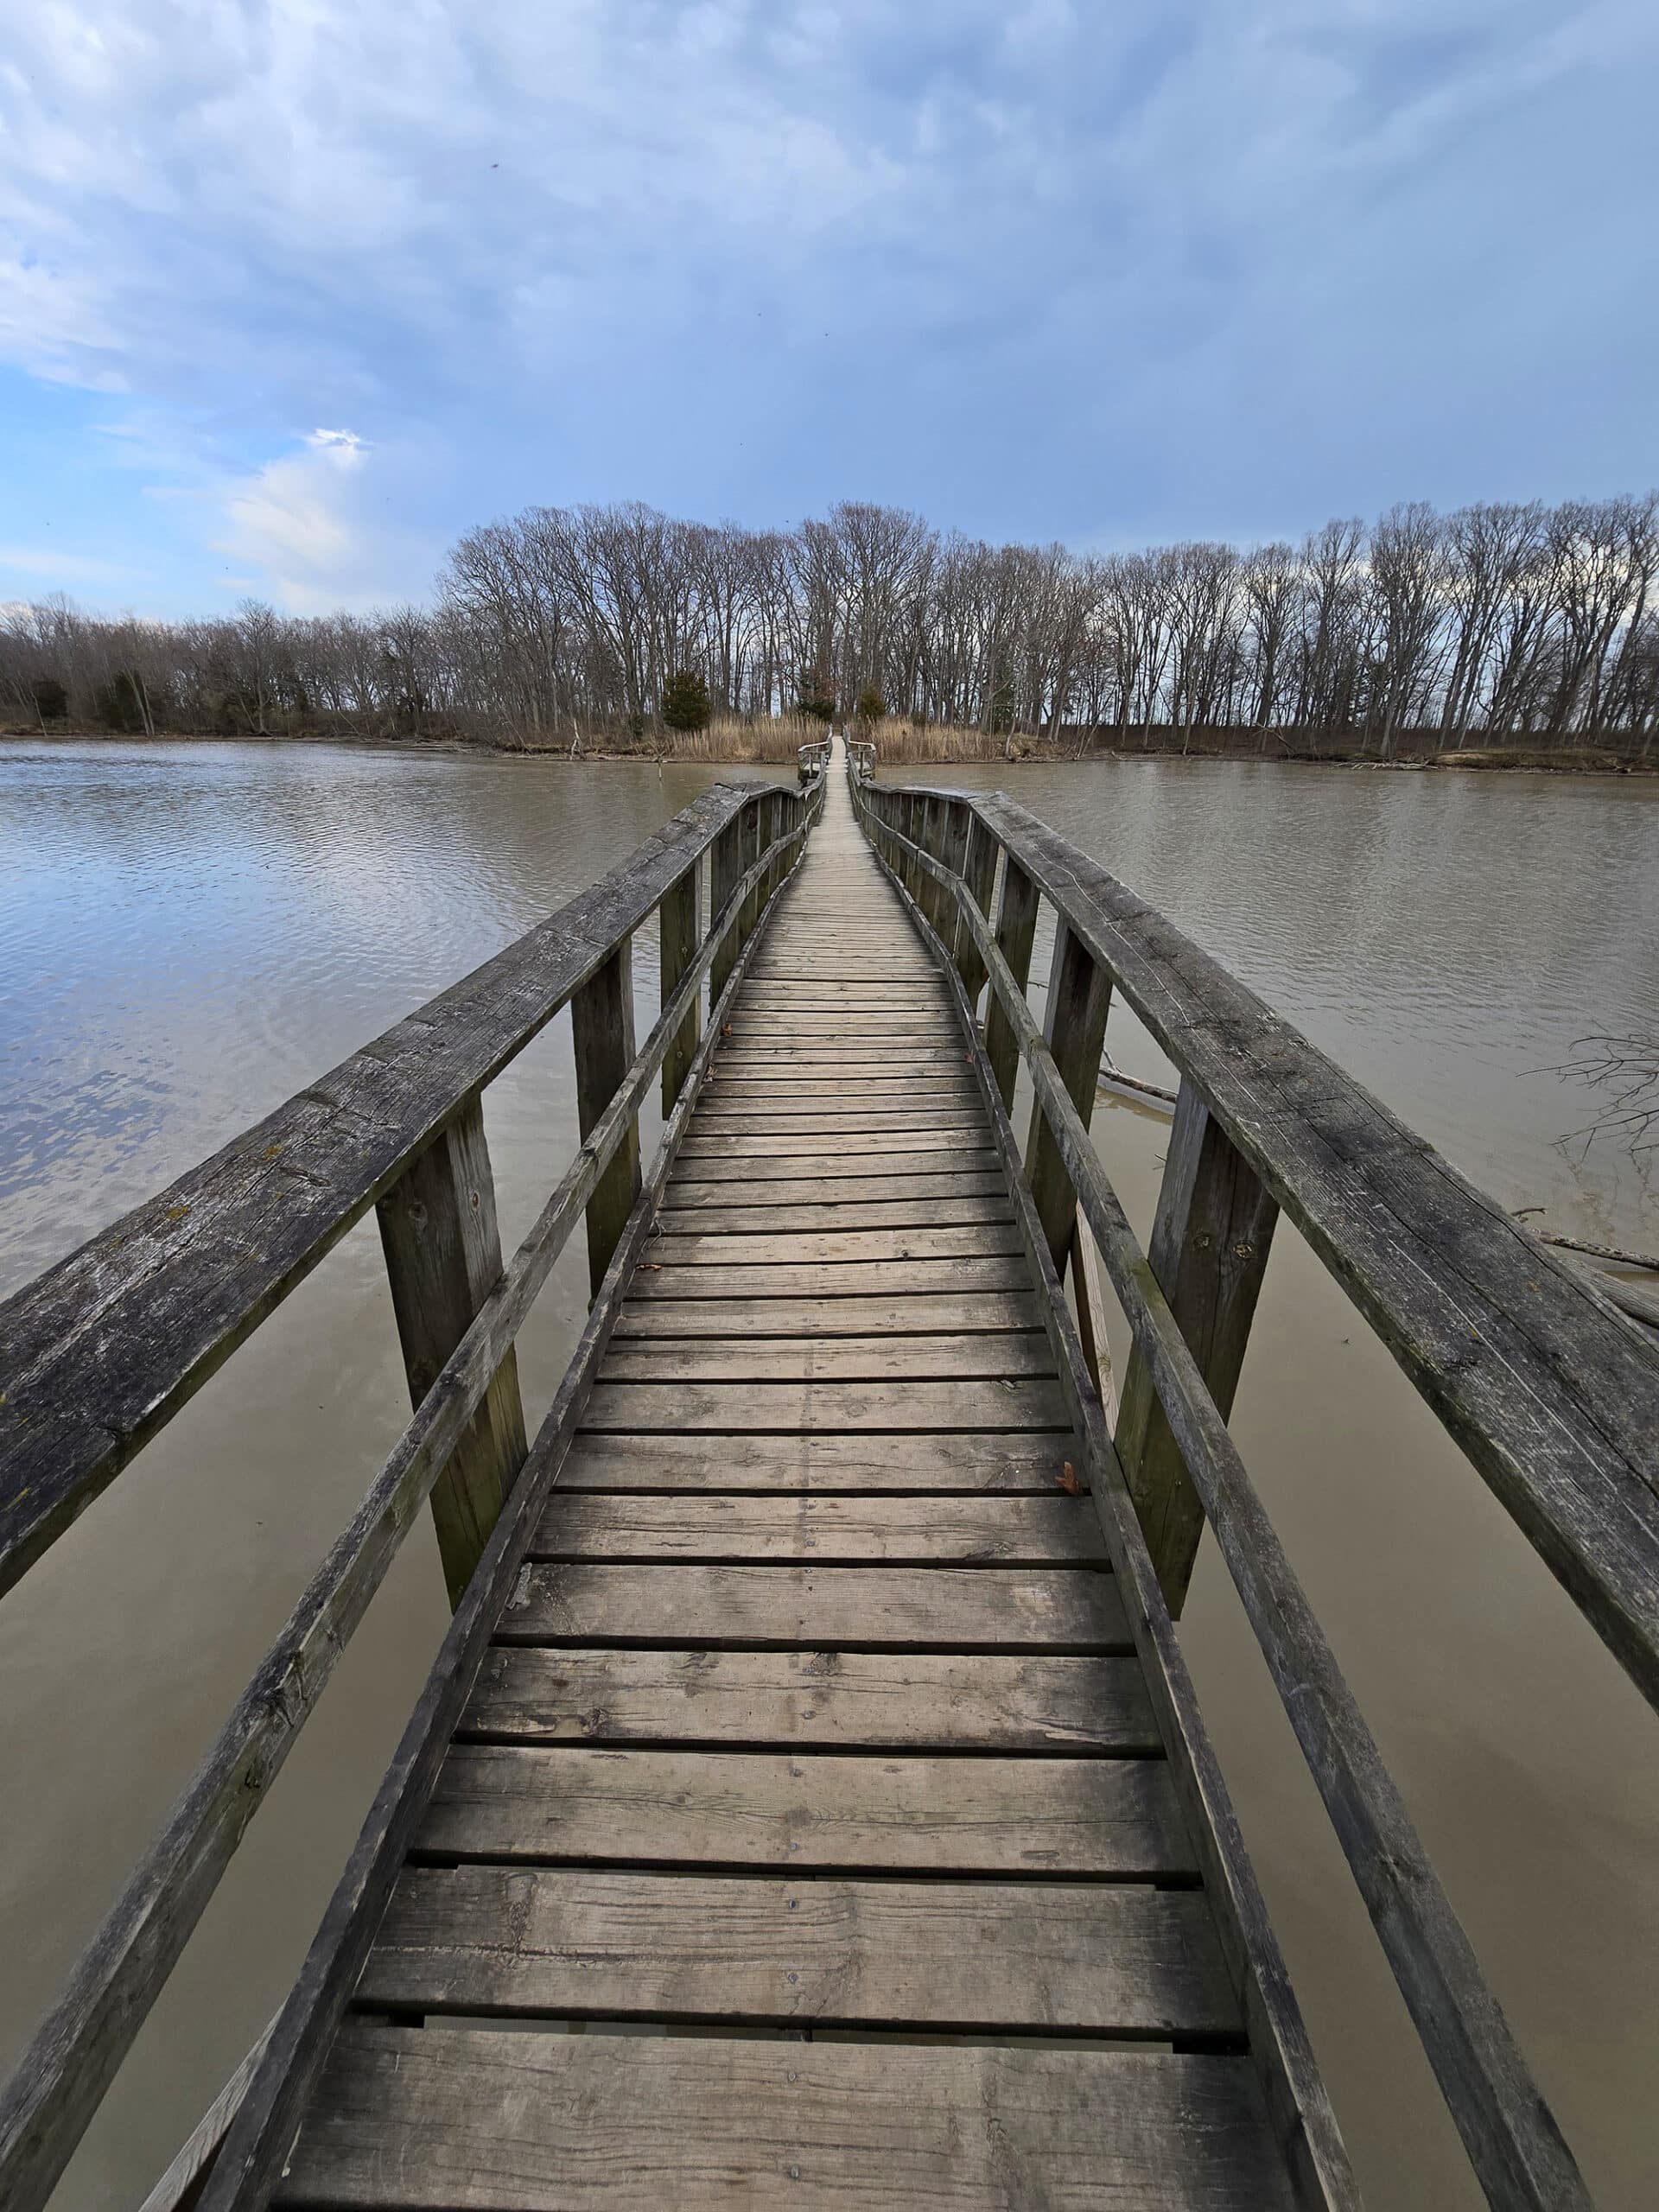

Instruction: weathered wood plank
[664,1170,1007,1207]
[461,1646,1152,1748]
[376,1098,528,1606]
[611,1292,1045,1338]
[1116,1079,1279,1613]
[656,1147,1000,1185]
[556,1432,1076,1490]
[690,1108,986,1136]
[582,1377,1069,1431]
[570,939,642,1295]
[985,849,1039,1109]
[416,1747,1185,1872]
[647,1225,1022,1265]
[1025,919,1112,1268]
[658,857,701,1116]
[497,1563,1125,1649]
[652,1197,1012,1234]
[678,1128,982,1158]
[600,1334,1050,1384]
[359,1870,1236,2034]
[627,1257,1033,1297]
[529,1493,1096,1561]
[281,2029,1294,2210]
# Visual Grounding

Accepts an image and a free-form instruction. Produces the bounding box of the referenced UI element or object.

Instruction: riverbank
[6,720,1652,772]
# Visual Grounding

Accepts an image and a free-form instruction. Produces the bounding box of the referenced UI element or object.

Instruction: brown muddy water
[2,739,1656,2209]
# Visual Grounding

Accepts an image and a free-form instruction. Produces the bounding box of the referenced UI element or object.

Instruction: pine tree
[661,667,711,732]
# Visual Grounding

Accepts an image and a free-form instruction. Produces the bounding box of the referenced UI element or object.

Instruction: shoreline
[3,725,1652,775]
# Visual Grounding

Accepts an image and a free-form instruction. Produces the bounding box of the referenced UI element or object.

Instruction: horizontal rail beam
[863,778,1659,1713]
[0,781,798,1597]
[0,818,814,2212]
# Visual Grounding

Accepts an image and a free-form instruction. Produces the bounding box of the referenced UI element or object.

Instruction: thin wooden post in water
[659,858,701,1116]
[984,852,1038,1109]
[1024,921,1113,1268]
[376,1097,528,1607]
[571,941,641,1296]
[1116,1077,1279,1613]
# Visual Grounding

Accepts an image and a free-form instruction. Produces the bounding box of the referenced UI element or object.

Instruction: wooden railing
[0,767,823,2212]
[849,753,1659,2212]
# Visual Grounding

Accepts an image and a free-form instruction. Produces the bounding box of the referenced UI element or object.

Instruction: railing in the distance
[849,750,1658,2212]
[0,766,824,2212]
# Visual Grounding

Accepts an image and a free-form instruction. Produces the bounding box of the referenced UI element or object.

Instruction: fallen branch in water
[1096,1052,1177,1109]
[1511,1216,1659,1275]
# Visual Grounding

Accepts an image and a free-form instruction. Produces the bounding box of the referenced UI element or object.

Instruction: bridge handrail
[0,766,824,2211]
[847,753,1650,2212]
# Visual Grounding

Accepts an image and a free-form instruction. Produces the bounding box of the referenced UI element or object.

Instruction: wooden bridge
[2,737,1656,2209]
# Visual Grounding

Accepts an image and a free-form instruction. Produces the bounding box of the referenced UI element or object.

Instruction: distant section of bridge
[3,738,1653,2210]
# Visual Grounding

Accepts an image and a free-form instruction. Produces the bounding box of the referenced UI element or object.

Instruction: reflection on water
[2,742,1656,2209]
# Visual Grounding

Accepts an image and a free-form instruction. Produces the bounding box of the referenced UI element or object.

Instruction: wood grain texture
[582,1377,1070,1431]
[416,1746,1188,1873]
[598,1333,1052,1383]
[279,2027,1295,2210]
[375,1096,528,1605]
[359,1869,1238,2034]
[556,1431,1077,1490]
[528,1493,1098,1562]
[625,1257,1033,1297]
[1116,1079,1279,1612]
[612,1292,1044,1338]
[461,1645,1154,1749]
[497,1562,1127,1649]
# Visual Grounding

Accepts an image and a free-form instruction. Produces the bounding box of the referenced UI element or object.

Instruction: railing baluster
[376,1097,528,1605]
[1023,919,1112,1267]
[1116,1077,1280,1612]
[983,855,1038,1109]
[709,814,744,1001]
[659,859,702,1116]
[955,814,998,1006]
[571,940,642,1295]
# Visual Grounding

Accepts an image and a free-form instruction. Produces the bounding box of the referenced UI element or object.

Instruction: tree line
[3,493,1656,755]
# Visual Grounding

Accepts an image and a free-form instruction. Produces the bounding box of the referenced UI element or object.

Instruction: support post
[570,939,641,1296]
[1115,1077,1280,1613]
[983,855,1039,1110]
[931,799,969,944]
[376,1096,528,1605]
[659,858,701,1116]
[955,815,999,1007]
[709,816,743,1003]
[1023,921,1112,1268]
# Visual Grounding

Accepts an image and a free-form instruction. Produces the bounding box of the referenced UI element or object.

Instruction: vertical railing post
[1116,1077,1279,1613]
[954,813,998,1007]
[570,938,642,1297]
[1024,921,1112,1269]
[984,855,1039,1110]
[737,798,764,950]
[709,814,744,1003]
[376,1097,528,1606]
[659,857,701,1116]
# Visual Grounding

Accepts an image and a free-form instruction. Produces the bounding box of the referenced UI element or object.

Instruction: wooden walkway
[270,759,1304,2208]
[8,740,1640,2211]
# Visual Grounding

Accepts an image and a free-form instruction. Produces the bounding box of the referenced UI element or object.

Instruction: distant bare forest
[4,495,1657,759]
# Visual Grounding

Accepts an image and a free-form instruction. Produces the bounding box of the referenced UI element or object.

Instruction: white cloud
[213,428,388,612]
[0,543,136,584]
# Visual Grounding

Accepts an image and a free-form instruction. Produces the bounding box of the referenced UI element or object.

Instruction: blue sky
[2,0,1656,616]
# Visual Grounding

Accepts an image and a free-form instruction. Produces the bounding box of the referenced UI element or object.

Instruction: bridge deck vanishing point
[272,755,1304,2209]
